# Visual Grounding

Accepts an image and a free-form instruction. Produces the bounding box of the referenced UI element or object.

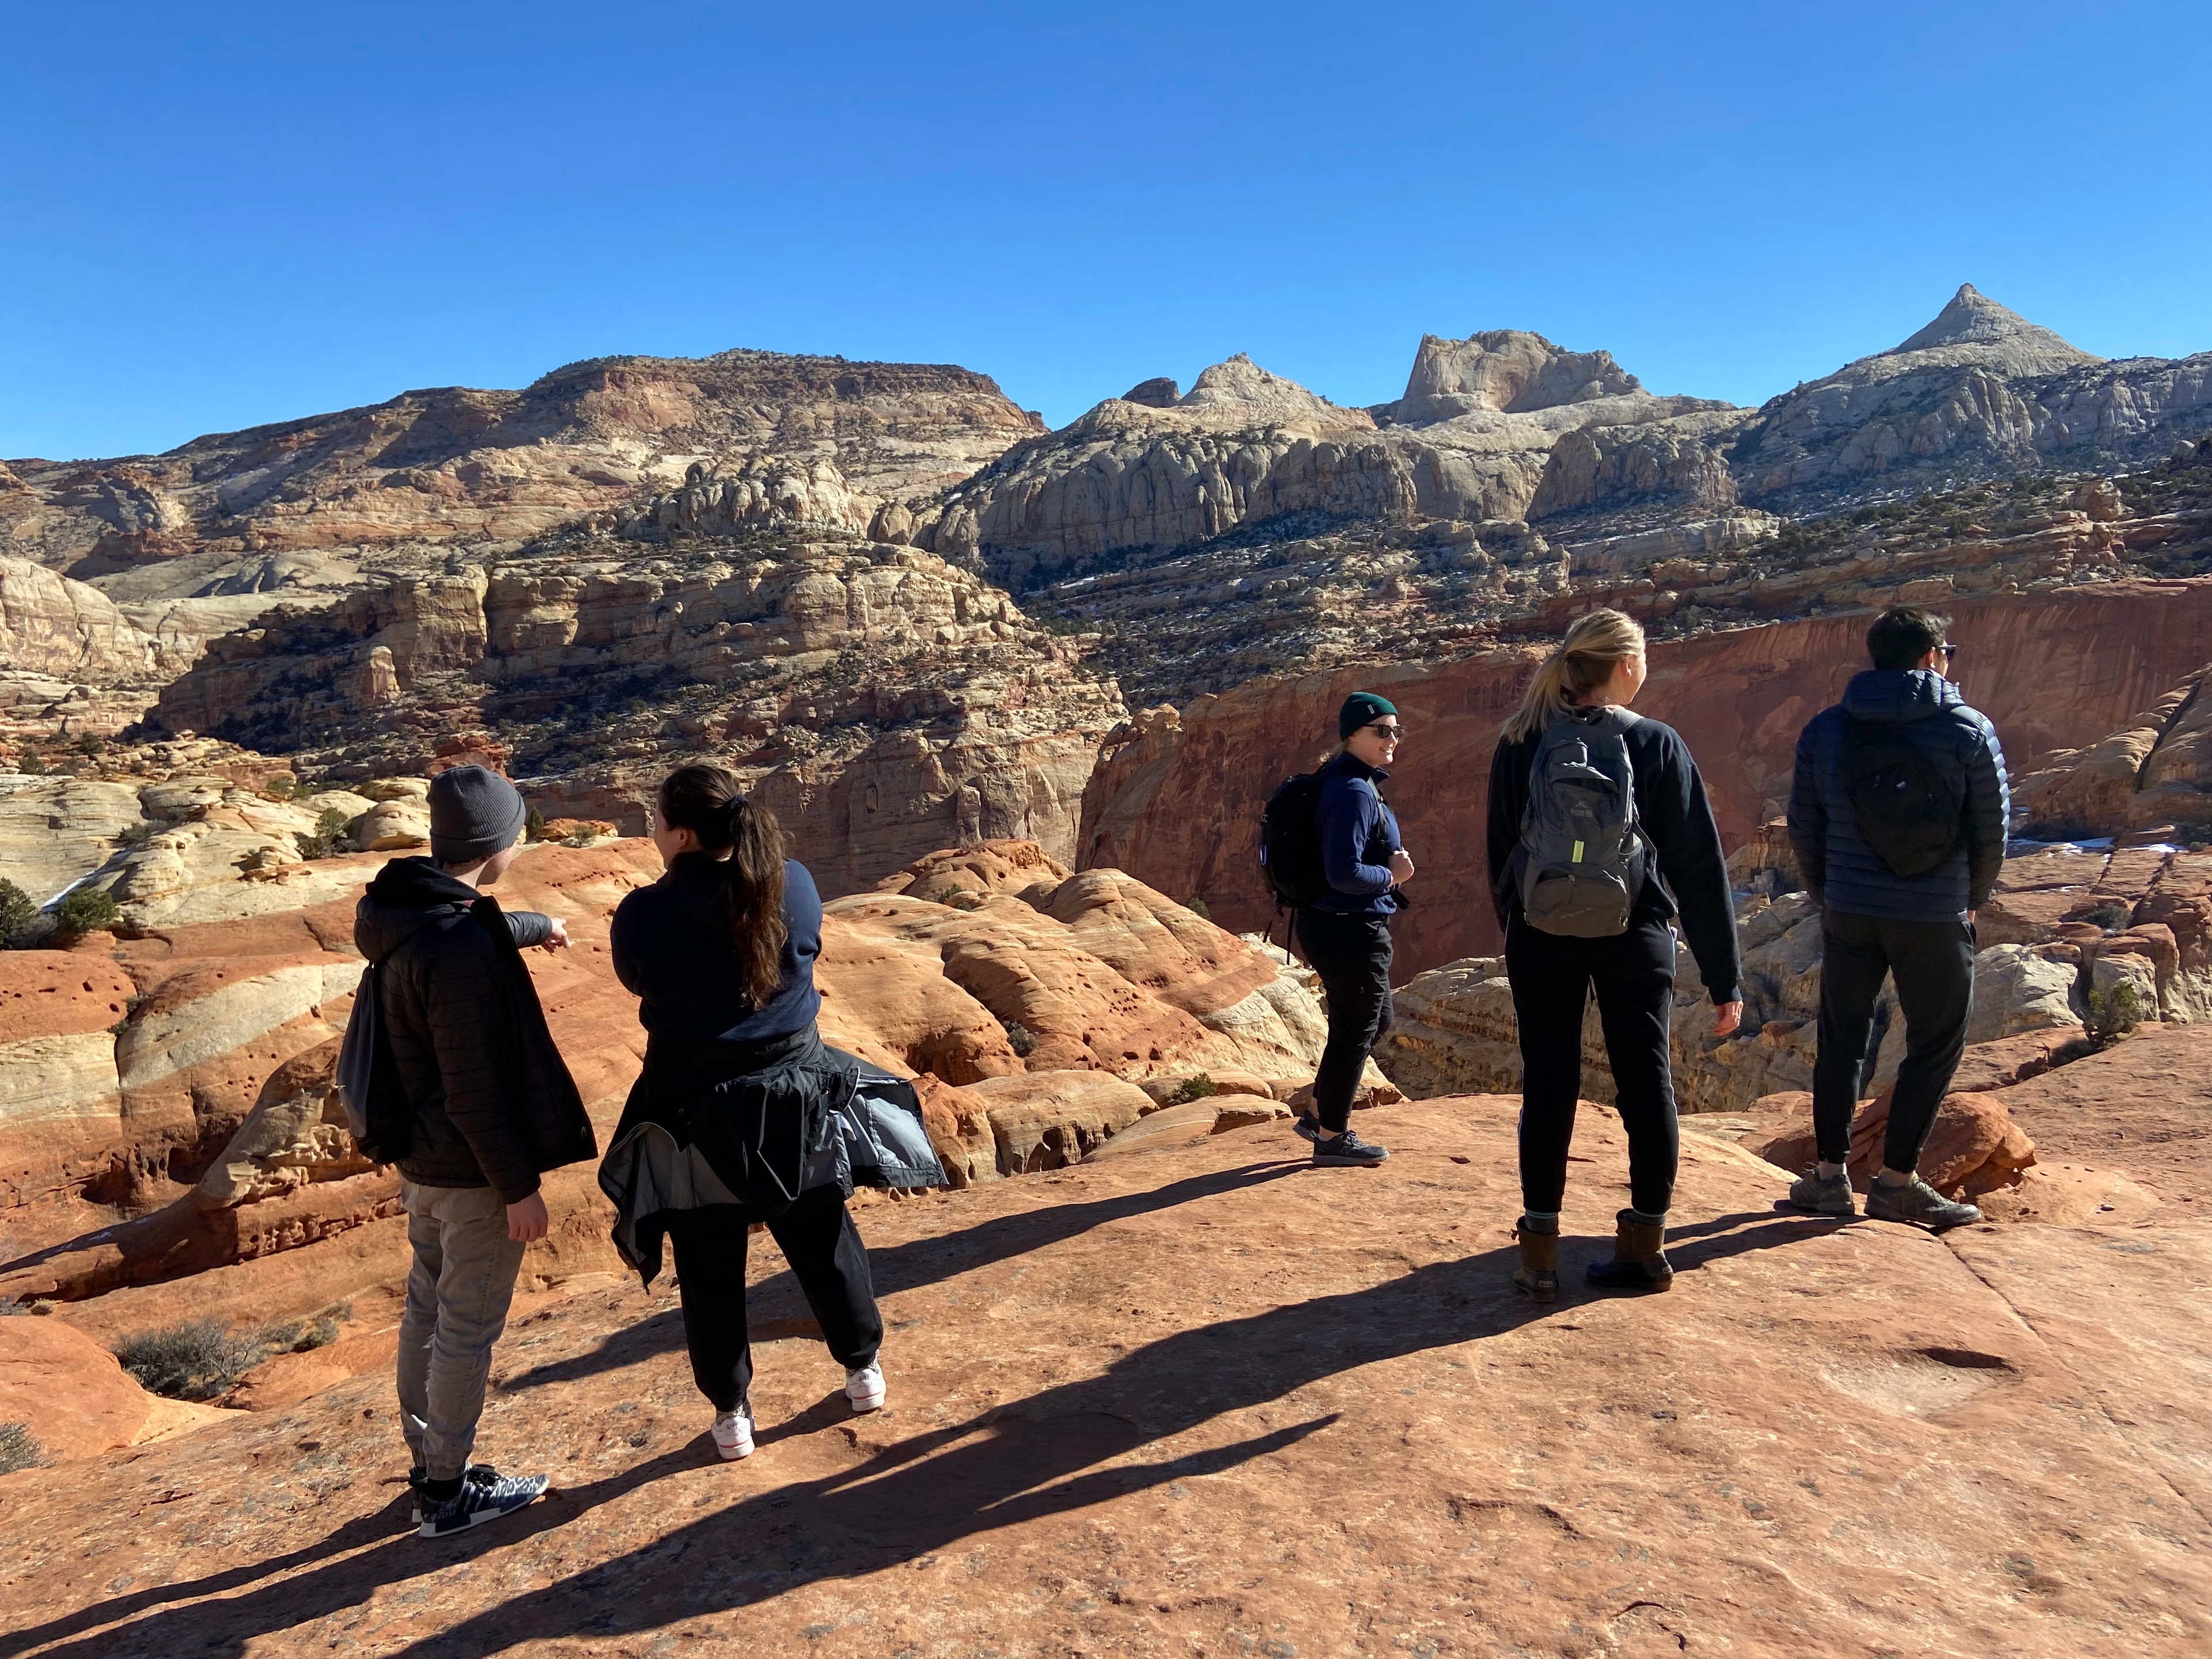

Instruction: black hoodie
[609,855,823,1044]
[354,857,596,1202]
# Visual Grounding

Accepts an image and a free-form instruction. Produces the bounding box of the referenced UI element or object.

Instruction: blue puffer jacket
[1787,669,2009,923]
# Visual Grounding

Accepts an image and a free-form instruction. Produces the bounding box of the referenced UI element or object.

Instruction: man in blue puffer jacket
[1785,606,2009,1230]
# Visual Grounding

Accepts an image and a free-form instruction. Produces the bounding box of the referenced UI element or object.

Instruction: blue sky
[4,2,2209,460]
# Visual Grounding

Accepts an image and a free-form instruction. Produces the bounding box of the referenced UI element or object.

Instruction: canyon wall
[1080,578,2212,974]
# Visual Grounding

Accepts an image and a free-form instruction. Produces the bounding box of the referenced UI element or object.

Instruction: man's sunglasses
[1940,644,1959,661]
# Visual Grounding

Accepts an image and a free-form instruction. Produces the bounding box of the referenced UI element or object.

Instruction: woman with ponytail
[1486,611,1742,1301]
[600,764,941,1463]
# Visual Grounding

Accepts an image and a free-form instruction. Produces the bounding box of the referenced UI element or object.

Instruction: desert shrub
[1002,1018,1037,1058]
[0,879,35,947]
[297,808,353,861]
[2086,980,2146,1050]
[525,806,547,843]
[2084,899,2133,931]
[263,774,298,801]
[262,1312,342,1353]
[51,886,122,940]
[1171,1073,1220,1105]
[76,733,104,758]
[114,1320,270,1402]
[0,1422,40,1475]
[18,750,46,775]
[1184,897,1213,921]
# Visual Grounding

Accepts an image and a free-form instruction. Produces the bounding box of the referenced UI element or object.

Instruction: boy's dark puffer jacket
[354,857,596,1202]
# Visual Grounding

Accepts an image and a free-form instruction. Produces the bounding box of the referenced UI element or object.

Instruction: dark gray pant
[1812,907,1975,1172]
[1295,911,1395,1134]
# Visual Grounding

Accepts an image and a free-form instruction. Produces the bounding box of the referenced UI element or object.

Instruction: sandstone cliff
[143,536,1126,892]
[1078,578,2212,975]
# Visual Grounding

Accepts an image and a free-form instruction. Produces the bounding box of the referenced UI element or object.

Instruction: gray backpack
[1516,708,1648,937]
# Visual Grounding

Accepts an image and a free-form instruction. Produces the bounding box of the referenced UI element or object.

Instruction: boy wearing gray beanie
[352,766,597,1539]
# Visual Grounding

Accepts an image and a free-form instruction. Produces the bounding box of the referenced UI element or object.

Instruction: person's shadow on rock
[23,1208,1820,1659]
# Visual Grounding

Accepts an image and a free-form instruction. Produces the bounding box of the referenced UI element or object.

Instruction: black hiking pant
[1812,907,1975,1173]
[1295,910,1395,1134]
[1506,912,1680,1217]
[664,1187,883,1412]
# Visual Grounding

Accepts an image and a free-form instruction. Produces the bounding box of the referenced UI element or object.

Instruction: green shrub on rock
[51,886,122,940]
[114,1320,269,1402]
[0,1422,40,1475]
[0,879,35,948]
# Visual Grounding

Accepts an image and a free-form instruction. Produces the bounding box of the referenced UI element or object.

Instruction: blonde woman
[1485,611,1742,1300]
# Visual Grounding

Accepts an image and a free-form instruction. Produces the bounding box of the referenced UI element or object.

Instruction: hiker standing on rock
[1785,605,2008,1230]
[1278,691,1412,1168]
[1487,609,1743,1301]
[352,766,597,1539]
[599,764,941,1464]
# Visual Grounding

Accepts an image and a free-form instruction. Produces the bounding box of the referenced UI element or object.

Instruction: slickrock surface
[1,1097,2205,1657]
[142,537,1124,891]
[1080,577,2212,975]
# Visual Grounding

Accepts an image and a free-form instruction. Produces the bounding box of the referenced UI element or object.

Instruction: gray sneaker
[1785,1168,1856,1217]
[1291,1111,1322,1144]
[1865,1175,1981,1232]
[1312,1127,1388,1166]
[418,1470,550,1540]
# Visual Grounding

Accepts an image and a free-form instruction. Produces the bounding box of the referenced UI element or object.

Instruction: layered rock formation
[142,537,1125,892]
[2,350,1040,585]
[0,839,1330,1326]
[1079,578,2212,975]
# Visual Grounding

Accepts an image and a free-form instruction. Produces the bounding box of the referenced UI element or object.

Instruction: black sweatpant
[1812,907,1975,1173]
[1295,911,1395,1134]
[664,1186,884,1412]
[1506,913,1680,1217]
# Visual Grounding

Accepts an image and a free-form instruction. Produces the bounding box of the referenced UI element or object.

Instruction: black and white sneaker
[418,1469,550,1540]
[408,1464,498,1524]
[1312,1128,1389,1166]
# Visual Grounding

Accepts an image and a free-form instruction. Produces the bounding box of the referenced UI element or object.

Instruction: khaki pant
[397,1180,525,1480]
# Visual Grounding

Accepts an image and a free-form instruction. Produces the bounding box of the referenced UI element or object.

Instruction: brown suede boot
[1512,1217,1559,1303]
[1586,1210,1673,1292]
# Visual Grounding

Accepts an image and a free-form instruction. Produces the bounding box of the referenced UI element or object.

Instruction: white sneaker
[845,1362,886,1413]
[711,1404,755,1461]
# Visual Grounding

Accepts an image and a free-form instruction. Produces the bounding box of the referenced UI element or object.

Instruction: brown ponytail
[655,764,789,1006]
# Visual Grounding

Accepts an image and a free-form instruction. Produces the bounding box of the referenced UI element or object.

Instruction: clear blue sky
[5,2,2209,461]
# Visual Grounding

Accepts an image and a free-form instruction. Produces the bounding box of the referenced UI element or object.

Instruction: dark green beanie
[1339,692,1397,740]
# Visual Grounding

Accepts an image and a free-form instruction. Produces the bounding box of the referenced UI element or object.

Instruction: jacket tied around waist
[597,1022,944,1284]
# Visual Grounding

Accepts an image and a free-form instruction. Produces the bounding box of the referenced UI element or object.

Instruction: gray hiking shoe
[1786,1168,1856,1217]
[1312,1127,1388,1166]
[1291,1111,1322,1144]
[1865,1175,1981,1232]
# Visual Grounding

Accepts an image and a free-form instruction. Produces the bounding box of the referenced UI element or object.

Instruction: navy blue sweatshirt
[1308,750,1405,916]
[610,855,823,1044]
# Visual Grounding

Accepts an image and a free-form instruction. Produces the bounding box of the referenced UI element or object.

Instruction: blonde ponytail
[1504,609,1647,744]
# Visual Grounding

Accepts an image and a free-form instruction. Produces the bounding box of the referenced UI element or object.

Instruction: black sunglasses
[1365,722,1406,738]
[1940,643,1959,661]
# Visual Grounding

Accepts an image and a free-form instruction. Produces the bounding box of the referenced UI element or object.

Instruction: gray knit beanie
[427,766,528,865]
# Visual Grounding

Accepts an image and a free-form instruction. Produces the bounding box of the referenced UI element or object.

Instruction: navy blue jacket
[611,855,824,1043]
[1308,750,1404,915]
[1787,669,2009,923]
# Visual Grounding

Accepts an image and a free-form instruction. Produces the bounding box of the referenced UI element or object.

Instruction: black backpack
[1259,772,1330,914]
[334,962,414,1164]
[1514,708,1649,937]
[1839,714,1964,878]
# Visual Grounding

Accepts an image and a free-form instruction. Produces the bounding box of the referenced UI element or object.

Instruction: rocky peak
[1175,354,1355,423]
[1873,283,2101,376]
[1384,329,1645,423]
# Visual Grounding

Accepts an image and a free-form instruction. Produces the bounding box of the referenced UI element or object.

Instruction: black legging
[1296,911,1395,1133]
[664,1188,884,1412]
[1506,912,1679,1217]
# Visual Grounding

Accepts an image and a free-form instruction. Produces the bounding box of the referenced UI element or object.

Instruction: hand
[1966,910,1976,925]
[1388,849,1416,885]
[506,1191,549,1243]
[1714,1000,1744,1037]
[540,916,571,952]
